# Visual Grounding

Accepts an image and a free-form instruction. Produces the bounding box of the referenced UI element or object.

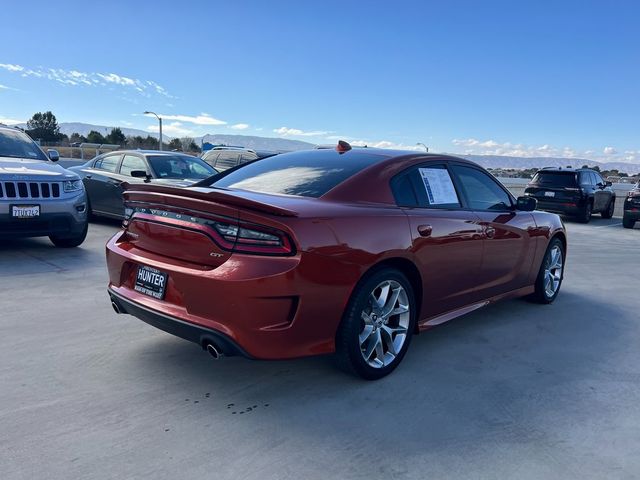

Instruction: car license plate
[134,265,168,300]
[544,191,555,197]
[11,205,40,218]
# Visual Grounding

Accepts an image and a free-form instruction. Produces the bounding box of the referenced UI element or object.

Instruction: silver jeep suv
[0,125,88,247]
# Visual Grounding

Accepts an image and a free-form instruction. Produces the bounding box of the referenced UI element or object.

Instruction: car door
[85,153,123,215]
[449,163,538,299]
[392,163,485,320]
[592,171,611,212]
[108,154,150,217]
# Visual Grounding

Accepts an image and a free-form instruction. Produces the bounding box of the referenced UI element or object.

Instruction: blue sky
[1,0,638,163]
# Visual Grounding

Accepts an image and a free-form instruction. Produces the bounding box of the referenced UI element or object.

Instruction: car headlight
[63,179,84,192]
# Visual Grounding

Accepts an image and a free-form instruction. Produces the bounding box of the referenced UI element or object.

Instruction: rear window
[210,151,378,197]
[531,172,577,187]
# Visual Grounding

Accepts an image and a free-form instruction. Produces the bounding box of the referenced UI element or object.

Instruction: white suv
[0,125,88,247]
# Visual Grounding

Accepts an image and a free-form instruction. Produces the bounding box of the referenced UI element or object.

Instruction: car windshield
[531,171,577,187]
[210,150,378,197]
[0,129,48,161]
[147,155,216,180]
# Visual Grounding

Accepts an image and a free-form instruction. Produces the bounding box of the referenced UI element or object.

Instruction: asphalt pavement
[1,216,639,480]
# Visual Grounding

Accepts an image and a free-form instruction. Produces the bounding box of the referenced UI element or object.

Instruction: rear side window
[579,172,592,186]
[391,165,461,208]
[532,171,578,187]
[211,151,378,197]
[95,154,120,172]
[451,165,512,211]
[214,151,242,171]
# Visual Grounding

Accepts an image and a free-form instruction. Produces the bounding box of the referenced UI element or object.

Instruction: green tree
[167,138,182,150]
[69,132,87,144]
[105,127,126,146]
[26,111,63,142]
[86,130,106,144]
[144,135,159,149]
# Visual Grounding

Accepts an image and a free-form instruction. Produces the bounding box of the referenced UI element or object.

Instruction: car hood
[0,157,79,181]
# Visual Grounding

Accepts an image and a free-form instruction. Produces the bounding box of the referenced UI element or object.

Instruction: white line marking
[593,222,622,228]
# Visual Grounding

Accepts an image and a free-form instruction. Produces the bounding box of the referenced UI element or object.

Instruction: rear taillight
[211,220,294,255]
[126,206,295,256]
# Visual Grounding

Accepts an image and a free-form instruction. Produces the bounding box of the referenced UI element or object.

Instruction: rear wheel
[49,222,88,248]
[530,238,565,304]
[335,268,416,380]
[601,198,615,219]
[578,201,592,223]
[623,216,636,229]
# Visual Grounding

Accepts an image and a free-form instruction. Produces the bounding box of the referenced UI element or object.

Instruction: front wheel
[49,222,88,248]
[335,268,416,380]
[530,238,565,304]
[601,198,615,219]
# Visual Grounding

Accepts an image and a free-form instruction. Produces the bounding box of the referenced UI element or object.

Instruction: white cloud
[349,139,422,151]
[450,138,637,164]
[230,123,249,130]
[0,62,172,97]
[274,126,330,137]
[147,121,195,137]
[150,113,226,126]
[0,116,24,125]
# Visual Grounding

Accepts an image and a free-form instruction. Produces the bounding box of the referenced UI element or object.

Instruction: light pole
[416,142,429,152]
[144,111,162,151]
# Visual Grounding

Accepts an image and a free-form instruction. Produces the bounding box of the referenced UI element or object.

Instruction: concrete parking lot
[1,215,639,480]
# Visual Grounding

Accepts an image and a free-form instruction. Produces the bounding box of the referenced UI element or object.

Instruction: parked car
[201,146,278,172]
[69,150,217,219]
[0,125,88,247]
[106,142,566,379]
[524,167,615,223]
[623,181,640,229]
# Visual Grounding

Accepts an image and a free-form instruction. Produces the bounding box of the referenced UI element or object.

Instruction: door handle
[485,226,496,239]
[417,224,432,237]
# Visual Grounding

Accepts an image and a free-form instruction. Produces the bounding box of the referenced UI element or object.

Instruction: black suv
[623,181,640,229]
[524,168,615,223]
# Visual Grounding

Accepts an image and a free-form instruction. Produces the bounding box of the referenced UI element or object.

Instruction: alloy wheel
[358,280,410,368]
[543,245,563,298]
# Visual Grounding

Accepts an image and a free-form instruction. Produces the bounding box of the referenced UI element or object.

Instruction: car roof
[537,167,594,173]
[102,150,195,156]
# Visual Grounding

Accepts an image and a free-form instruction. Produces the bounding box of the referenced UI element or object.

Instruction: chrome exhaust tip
[111,301,121,314]
[206,343,224,360]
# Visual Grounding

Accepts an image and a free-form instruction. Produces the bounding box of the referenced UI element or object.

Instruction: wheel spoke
[362,330,380,361]
[361,311,373,325]
[381,287,401,317]
[380,327,397,355]
[359,325,374,346]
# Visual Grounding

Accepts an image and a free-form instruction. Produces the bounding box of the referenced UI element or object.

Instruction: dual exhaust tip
[111,298,224,360]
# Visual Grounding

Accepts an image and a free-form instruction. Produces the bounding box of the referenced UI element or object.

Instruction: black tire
[335,268,417,380]
[578,201,592,223]
[623,216,636,229]
[530,237,565,304]
[601,198,615,219]
[49,222,88,248]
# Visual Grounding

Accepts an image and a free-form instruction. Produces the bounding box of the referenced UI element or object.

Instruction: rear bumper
[108,289,252,357]
[534,200,584,216]
[623,209,640,221]
[105,230,359,360]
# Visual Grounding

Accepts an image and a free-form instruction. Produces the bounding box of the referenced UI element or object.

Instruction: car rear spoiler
[122,183,299,217]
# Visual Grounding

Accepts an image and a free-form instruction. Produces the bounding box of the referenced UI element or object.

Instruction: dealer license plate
[12,205,40,218]
[134,265,168,300]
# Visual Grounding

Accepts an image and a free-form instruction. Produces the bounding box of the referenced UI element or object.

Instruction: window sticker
[419,168,459,205]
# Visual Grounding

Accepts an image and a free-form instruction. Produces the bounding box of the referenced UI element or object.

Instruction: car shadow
[124,289,626,458]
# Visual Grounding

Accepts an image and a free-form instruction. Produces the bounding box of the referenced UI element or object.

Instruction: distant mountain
[454,154,640,175]
[195,134,314,152]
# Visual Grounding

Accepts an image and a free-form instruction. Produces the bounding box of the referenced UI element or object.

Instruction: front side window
[0,129,47,161]
[451,165,513,211]
[147,155,215,180]
[120,155,147,176]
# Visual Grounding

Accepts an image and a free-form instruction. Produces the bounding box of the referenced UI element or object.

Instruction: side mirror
[606,181,613,187]
[47,149,60,162]
[130,170,152,183]
[516,196,537,212]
